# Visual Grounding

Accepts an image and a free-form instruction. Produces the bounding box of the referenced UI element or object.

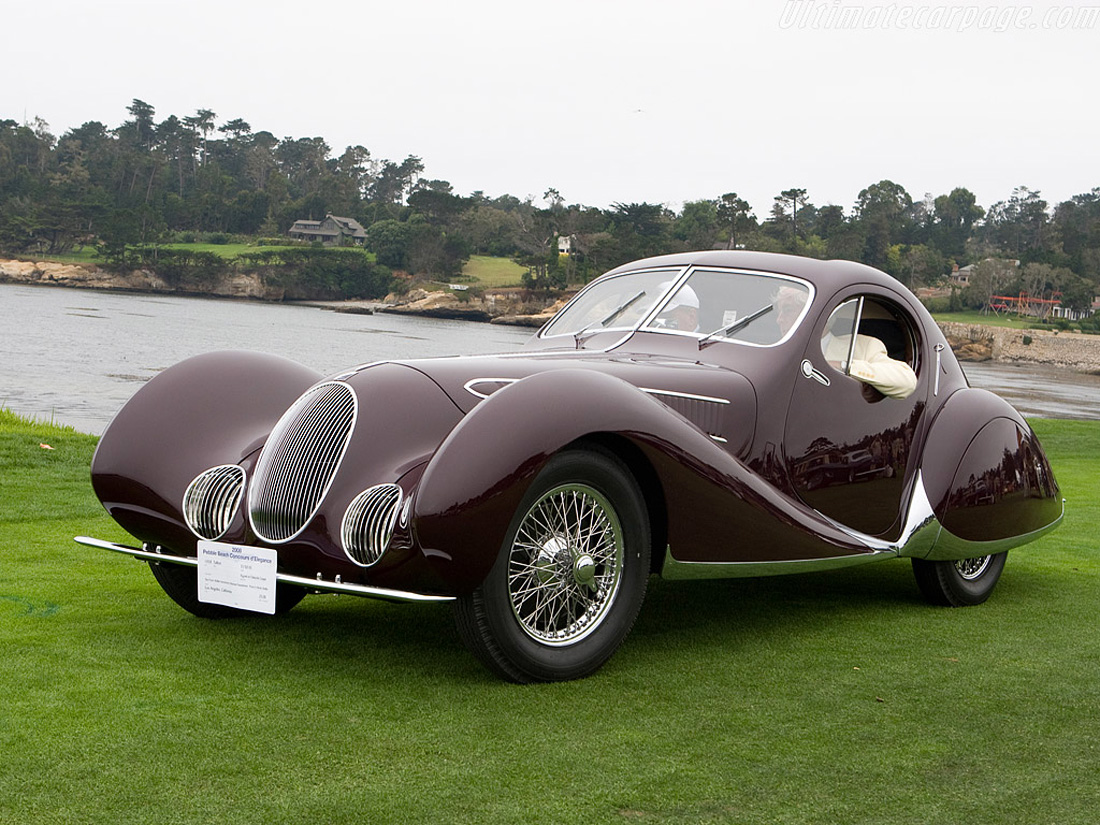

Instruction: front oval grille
[341,484,403,567]
[249,381,357,543]
[183,465,246,540]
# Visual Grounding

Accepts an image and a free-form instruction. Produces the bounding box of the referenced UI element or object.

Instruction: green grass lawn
[931,310,1054,330]
[26,242,369,265]
[1,412,1096,824]
[462,254,526,288]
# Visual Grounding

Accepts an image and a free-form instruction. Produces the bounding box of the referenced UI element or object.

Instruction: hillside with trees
[2,100,1099,310]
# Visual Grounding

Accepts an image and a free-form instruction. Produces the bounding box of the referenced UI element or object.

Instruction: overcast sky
[6,0,1098,217]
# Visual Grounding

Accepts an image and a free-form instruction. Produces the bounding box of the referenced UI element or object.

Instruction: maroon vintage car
[78,250,1063,682]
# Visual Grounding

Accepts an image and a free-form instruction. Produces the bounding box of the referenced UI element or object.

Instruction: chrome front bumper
[73,536,455,604]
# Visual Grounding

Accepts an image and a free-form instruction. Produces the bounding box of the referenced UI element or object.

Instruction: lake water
[2,282,1098,434]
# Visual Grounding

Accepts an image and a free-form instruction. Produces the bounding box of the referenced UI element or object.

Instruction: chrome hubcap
[507,484,624,646]
[955,555,993,581]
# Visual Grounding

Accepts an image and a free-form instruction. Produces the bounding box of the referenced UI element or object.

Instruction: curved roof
[602,250,909,302]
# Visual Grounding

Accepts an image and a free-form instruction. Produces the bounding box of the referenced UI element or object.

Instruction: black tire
[149,560,306,618]
[453,447,651,683]
[911,552,1007,607]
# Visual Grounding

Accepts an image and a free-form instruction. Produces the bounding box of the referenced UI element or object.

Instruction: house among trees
[949,263,973,286]
[287,214,368,246]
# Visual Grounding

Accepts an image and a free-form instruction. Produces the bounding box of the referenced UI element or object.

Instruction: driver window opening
[820,297,919,399]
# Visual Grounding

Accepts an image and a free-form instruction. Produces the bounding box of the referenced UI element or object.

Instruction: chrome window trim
[639,268,816,349]
[539,265,816,349]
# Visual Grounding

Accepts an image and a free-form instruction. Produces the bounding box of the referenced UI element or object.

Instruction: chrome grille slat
[249,382,357,543]
[183,465,246,540]
[341,484,403,567]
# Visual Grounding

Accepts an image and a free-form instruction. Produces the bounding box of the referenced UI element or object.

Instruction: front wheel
[454,447,651,683]
[912,552,1007,607]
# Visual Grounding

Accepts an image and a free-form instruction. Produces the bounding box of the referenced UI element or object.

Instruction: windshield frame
[538,265,815,349]
[537,266,689,342]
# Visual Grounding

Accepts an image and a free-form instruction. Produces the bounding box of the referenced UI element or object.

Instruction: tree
[774,188,808,239]
[366,219,411,268]
[854,180,914,270]
[124,99,156,150]
[932,187,984,260]
[981,186,1049,259]
[192,108,216,166]
[715,193,754,249]
[675,199,719,250]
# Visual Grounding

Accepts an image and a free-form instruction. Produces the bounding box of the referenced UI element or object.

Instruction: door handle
[800,359,831,387]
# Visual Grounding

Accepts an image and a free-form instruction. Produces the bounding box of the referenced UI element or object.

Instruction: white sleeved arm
[848,336,918,399]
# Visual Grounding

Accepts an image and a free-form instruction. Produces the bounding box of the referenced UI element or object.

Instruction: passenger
[775,287,917,400]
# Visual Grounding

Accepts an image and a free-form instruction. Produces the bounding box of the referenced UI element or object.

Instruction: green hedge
[235,247,393,299]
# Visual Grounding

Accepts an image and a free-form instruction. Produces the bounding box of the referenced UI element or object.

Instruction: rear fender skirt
[92,351,321,549]
[918,388,1061,547]
[412,369,881,593]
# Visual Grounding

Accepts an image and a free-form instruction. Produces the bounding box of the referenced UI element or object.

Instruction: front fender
[411,369,877,592]
[92,350,321,549]
[411,370,671,590]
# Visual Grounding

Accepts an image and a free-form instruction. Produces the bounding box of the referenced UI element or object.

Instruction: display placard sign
[197,541,278,614]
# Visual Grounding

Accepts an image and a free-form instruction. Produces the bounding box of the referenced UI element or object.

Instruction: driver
[656,284,699,331]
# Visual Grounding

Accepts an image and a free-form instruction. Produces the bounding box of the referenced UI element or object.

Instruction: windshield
[540,269,682,338]
[645,269,812,346]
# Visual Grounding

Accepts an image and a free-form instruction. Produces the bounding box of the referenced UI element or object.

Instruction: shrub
[236,247,394,300]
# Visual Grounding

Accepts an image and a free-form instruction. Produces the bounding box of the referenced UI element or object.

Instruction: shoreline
[5,258,1100,371]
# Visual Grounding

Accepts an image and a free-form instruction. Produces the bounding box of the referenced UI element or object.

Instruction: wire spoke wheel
[453,447,650,682]
[912,551,1007,607]
[507,484,624,645]
[954,555,993,581]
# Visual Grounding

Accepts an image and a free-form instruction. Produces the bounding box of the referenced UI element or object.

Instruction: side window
[821,297,918,374]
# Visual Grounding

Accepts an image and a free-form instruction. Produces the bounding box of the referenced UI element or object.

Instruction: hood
[375,351,760,457]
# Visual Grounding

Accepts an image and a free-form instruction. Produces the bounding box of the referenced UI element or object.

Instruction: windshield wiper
[574,290,646,347]
[698,303,773,350]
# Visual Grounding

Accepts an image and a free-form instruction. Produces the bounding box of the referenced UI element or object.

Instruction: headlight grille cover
[249,381,357,543]
[183,465,246,540]
[341,484,403,566]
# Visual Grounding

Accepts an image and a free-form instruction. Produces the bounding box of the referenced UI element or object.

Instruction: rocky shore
[939,321,1100,373]
[5,257,1100,371]
[0,257,283,299]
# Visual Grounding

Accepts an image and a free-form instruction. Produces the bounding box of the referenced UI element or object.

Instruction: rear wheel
[149,560,306,618]
[912,552,1007,607]
[454,447,651,682]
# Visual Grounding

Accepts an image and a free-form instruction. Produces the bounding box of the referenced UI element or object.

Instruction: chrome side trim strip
[660,472,1065,580]
[73,537,455,604]
[661,545,894,580]
[640,388,731,405]
[463,377,519,399]
[661,472,938,580]
[919,500,1065,561]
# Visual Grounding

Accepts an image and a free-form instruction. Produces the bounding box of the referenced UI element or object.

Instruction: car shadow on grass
[131,556,1048,684]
